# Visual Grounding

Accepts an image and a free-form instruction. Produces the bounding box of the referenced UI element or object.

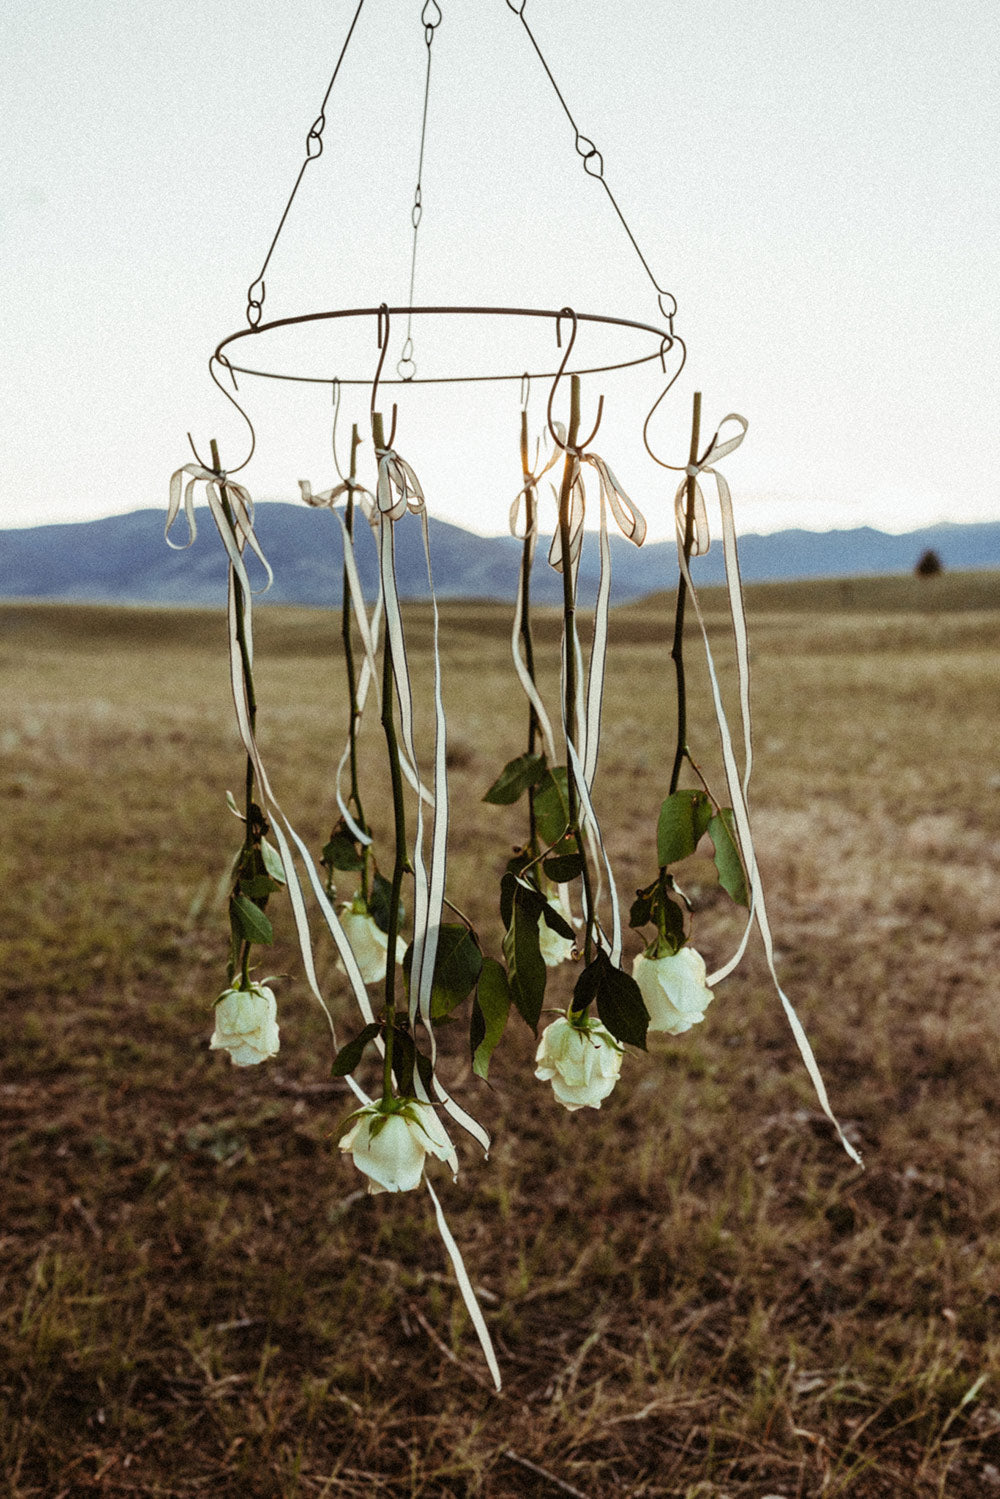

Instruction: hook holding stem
[546,307,604,451]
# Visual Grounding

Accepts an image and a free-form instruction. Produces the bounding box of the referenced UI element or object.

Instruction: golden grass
[1,574,999,1497]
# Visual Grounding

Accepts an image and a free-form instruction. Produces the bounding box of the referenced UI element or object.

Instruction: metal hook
[188,354,258,475]
[641,336,690,470]
[370,310,399,449]
[330,377,347,483]
[546,307,604,451]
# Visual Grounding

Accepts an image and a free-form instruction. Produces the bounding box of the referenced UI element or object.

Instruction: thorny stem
[373,411,406,1103]
[659,394,702,928]
[557,377,596,966]
[340,423,371,900]
[213,438,257,989]
[519,410,540,851]
[667,392,702,801]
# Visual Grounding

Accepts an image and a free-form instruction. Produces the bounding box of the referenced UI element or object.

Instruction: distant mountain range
[1,505,998,607]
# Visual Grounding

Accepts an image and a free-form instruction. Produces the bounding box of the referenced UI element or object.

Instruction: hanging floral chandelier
[166,0,861,1391]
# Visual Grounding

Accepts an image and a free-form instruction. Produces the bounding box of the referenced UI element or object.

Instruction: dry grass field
[1,567,999,1497]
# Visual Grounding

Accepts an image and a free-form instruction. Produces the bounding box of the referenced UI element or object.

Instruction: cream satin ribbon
[545,446,647,968]
[372,443,491,1157]
[169,459,501,1388]
[166,463,273,595]
[673,416,862,1167]
[546,449,646,574]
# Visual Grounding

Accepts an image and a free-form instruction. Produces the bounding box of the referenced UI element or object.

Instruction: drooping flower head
[210,982,280,1066]
[339,1099,458,1193]
[534,1014,623,1111]
[632,944,714,1035]
[337,899,407,985]
[537,886,576,968]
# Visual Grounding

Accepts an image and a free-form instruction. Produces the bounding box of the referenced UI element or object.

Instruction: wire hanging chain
[504,1,677,329]
[244,0,369,329]
[398,1,443,380]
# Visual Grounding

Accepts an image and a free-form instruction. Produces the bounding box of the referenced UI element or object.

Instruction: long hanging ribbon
[670,422,863,1167]
[508,435,564,766]
[547,448,645,960]
[167,467,374,1094]
[171,462,500,1384]
[373,444,491,1157]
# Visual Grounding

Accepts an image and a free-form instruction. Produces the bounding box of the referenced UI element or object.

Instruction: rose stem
[658,392,702,927]
[212,438,257,989]
[667,391,702,800]
[519,409,540,852]
[373,411,405,1101]
[340,423,370,899]
[556,376,596,965]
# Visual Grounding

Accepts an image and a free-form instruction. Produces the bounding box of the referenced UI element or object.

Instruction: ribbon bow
[508,424,565,541]
[673,413,748,558]
[548,449,647,574]
[166,463,273,594]
[375,447,425,521]
[298,477,376,526]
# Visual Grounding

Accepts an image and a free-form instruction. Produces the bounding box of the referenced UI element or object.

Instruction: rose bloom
[537,890,576,968]
[632,945,714,1035]
[210,982,279,1066]
[337,904,406,984]
[534,1016,623,1111]
[339,1100,457,1193]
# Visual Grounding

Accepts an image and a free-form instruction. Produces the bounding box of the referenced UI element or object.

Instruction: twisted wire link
[244,0,368,328]
[398,1,443,380]
[504,1,677,328]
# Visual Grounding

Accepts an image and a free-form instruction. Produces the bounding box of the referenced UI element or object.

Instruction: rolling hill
[1,504,998,606]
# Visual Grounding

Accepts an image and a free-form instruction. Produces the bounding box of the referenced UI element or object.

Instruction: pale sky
[3,0,998,541]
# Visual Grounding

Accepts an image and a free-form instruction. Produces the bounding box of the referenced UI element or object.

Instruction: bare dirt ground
[1,572,998,1496]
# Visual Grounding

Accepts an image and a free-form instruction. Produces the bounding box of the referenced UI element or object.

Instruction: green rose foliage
[469,957,511,1080]
[572,951,648,1050]
[402,924,483,1021]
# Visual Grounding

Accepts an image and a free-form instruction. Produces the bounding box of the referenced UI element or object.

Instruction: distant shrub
[915,548,943,577]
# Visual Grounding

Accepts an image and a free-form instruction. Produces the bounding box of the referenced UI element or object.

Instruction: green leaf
[571,953,603,1017]
[403,925,484,1020]
[534,766,572,846]
[629,890,654,929]
[321,831,364,873]
[229,893,274,946]
[656,789,712,867]
[657,891,687,953]
[540,898,574,941]
[369,870,403,934]
[239,874,282,901]
[389,1026,416,1095]
[471,958,511,1079]
[499,870,518,931]
[483,752,548,805]
[709,809,749,907]
[331,1022,381,1078]
[225,789,245,821]
[596,962,649,1050]
[502,890,547,1031]
[543,852,584,883]
[260,838,286,884]
[573,951,648,1049]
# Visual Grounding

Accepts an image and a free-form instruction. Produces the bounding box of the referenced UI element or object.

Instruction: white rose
[632,945,714,1034]
[210,982,280,1066]
[337,904,407,984]
[537,891,576,968]
[534,1016,623,1111]
[339,1100,458,1193]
